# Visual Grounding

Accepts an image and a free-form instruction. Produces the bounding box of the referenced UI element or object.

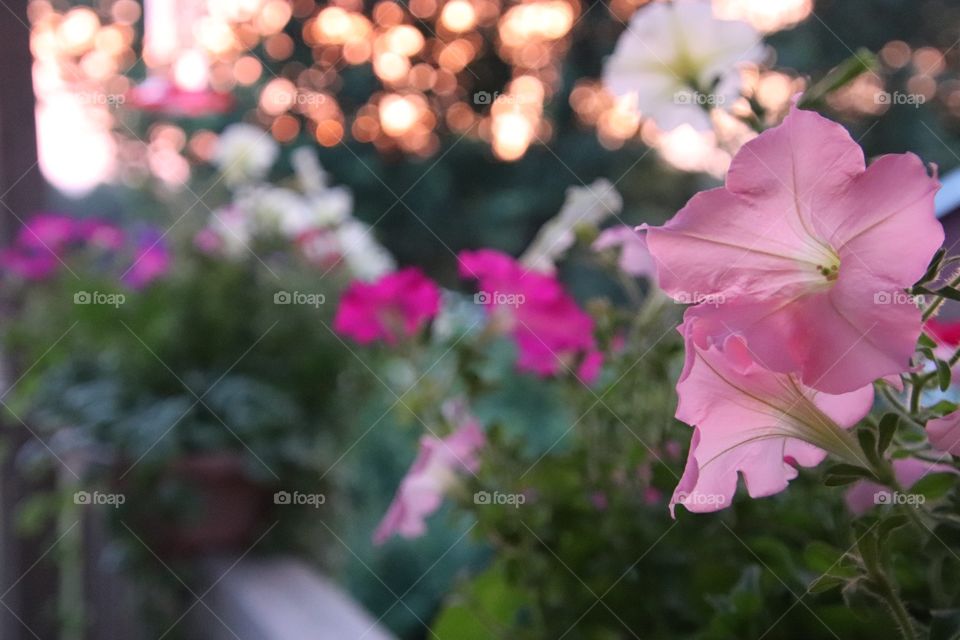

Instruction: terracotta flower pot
[120,453,272,557]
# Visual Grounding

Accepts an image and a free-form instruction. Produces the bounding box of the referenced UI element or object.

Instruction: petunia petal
[670,317,874,516]
[830,153,942,286]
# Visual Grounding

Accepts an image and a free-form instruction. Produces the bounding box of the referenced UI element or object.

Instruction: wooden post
[0,0,43,233]
[0,1,55,639]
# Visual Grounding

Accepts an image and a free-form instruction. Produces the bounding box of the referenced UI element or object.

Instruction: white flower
[521,179,622,273]
[289,186,352,235]
[206,206,253,258]
[603,0,764,132]
[214,124,279,186]
[290,147,331,193]
[235,186,311,236]
[284,148,353,235]
[336,220,396,280]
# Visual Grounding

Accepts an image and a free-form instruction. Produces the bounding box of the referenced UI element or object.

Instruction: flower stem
[873,569,917,640]
[909,376,924,415]
[922,272,960,321]
[877,384,925,429]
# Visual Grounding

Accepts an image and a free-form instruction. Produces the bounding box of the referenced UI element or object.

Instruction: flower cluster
[333,268,441,345]
[460,249,603,382]
[644,105,944,515]
[333,249,603,383]
[197,124,394,280]
[333,182,619,542]
[1,212,170,289]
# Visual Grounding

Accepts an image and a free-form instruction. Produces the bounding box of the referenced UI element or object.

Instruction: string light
[28,0,959,191]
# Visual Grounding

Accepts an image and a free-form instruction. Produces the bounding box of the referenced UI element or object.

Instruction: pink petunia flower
[645,106,943,393]
[669,314,875,517]
[593,225,655,278]
[373,402,485,544]
[333,267,441,345]
[459,249,603,383]
[926,410,960,455]
[845,457,958,516]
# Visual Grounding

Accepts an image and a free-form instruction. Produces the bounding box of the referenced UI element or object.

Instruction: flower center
[816,262,840,282]
[807,244,841,285]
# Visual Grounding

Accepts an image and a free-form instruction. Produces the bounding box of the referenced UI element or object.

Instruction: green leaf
[857,429,881,468]
[935,286,960,302]
[911,472,957,500]
[804,541,843,573]
[939,360,953,391]
[824,463,876,486]
[431,561,528,640]
[918,248,947,286]
[798,48,878,107]
[877,515,909,540]
[824,476,862,487]
[856,531,881,575]
[809,575,846,593]
[929,400,960,417]
[919,333,939,349]
[877,414,899,456]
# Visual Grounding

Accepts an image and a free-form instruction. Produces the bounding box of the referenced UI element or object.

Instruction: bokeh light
[30,0,960,191]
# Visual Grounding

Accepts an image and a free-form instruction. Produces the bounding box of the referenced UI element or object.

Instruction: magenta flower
[75,219,125,251]
[1,250,59,281]
[373,403,485,544]
[333,267,441,345]
[2,214,124,281]
[645,106,943,393]
[459,249,603,383]
[17,213,76,251]
[669,315,875,517]
[123,231,171,289]
[2,214,76,279]
[926,319,960,347]
[127,76,235,117]
[593,225,655,278]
